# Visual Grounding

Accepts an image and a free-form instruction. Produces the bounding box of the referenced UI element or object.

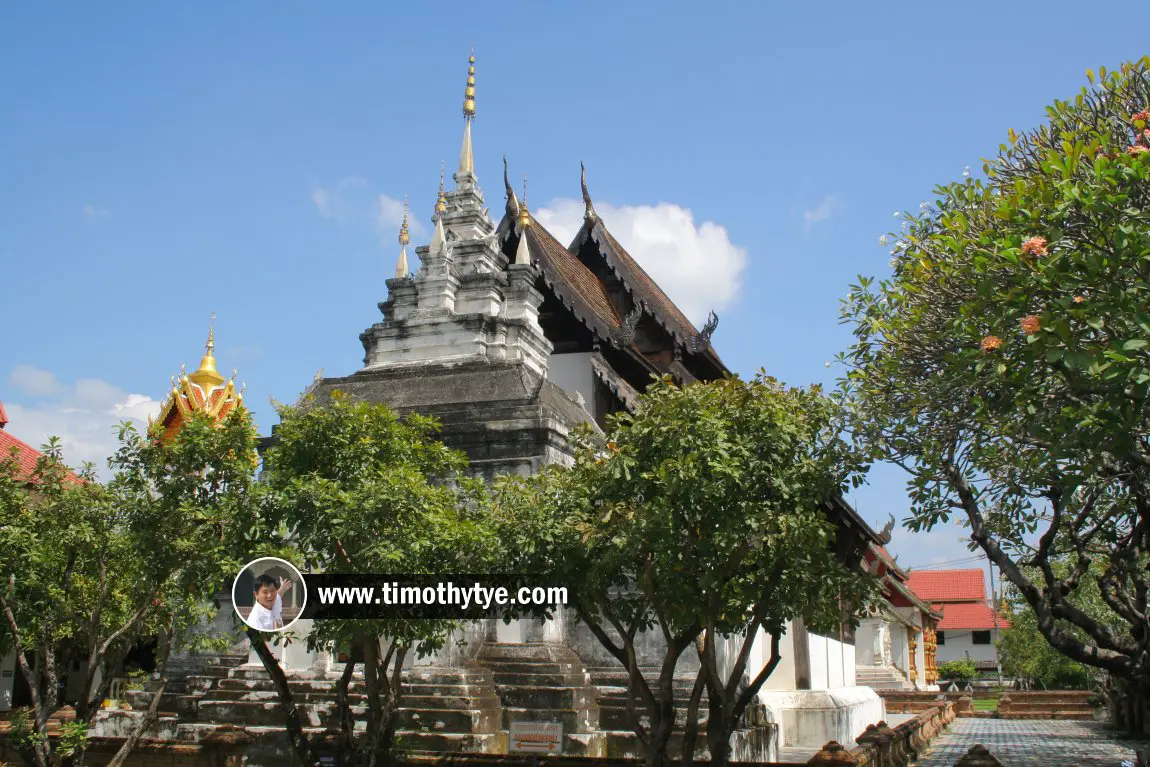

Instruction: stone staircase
[474,642,604,756]
[110,642,774,762]
[125,658,505,755]
[855,665,912,690]
[587,666,709,759]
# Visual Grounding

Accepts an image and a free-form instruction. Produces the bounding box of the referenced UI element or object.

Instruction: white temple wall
[547,353,595,412]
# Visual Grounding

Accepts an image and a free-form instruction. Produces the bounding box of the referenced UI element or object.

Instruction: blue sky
[1,2,1144,575]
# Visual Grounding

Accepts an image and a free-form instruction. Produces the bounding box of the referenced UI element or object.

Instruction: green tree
[998,561,1107,690]
[840,58,1150,727]
[256,392,496,767]
[495,374,874,767]
[0,409,261,767]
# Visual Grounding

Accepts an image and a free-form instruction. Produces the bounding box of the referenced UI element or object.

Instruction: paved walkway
[917,719,1146,766]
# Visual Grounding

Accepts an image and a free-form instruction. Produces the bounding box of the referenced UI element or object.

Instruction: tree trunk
[247,628,319,766]
[678,662,706,767]
[102,626,176,767]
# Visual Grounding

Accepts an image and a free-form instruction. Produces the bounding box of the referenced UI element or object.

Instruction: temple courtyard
[916,719,1145,767]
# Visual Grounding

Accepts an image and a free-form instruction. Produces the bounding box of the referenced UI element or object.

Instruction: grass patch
[972,696,999,712]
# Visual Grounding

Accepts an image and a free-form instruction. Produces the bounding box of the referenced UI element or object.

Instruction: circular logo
[232,557,307,632]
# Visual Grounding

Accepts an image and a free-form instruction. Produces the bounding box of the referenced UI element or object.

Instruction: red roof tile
[0,405,82,486]
[936,602,1011,631]
[906,569,986,603]
[523,216,621,338]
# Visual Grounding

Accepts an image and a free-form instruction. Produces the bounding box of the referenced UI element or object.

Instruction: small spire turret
[435,162,447,219]
[517,174,531,232]
[396,195,410,278]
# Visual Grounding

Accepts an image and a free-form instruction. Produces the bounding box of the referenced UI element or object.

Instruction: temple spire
[396,196,410,278]
[434,161,447,219]
[188,313,226,392]
[458,49,476,176]
[514,174,532,266]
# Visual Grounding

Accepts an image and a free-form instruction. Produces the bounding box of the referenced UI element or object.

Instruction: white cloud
[9,365,63,397]
[3,369,162,477]
[802,195,840,231]
[310,177,369,220]
[533,198,747,326]
[82,203,110,219]
[376,193,426,243]
[311,178,425,244]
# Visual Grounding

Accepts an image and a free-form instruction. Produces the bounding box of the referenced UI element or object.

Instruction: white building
[905,568,1009,676]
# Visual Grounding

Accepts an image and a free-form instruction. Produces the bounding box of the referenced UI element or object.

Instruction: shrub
[939,659,978,682]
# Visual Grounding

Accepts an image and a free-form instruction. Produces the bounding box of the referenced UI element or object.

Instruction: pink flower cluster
[1020,237,1049,257]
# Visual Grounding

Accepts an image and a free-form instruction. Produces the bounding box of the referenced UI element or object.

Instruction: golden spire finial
[463,47,476,119]
[188,314,226,392]
[517,174,531,231]
[396,195,410,278]
[514,176,532,266]
[458,50,476,175]
[399,195,411,246]
[435,161,447,218]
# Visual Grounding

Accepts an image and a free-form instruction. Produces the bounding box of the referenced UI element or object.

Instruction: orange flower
[980,335,1004,352]
[1128,144,1149,156]
[1019,315,1041,335]
[1132,110,1150,123]
[607,441,618,453]
[1073,295,1085,304]
[1020,237,1048,257]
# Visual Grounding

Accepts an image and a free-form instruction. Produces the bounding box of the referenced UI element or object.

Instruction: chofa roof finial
[581,161,597,222]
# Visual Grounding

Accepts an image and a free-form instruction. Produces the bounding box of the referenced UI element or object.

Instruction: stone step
[475,643,576,662]
[393,731,503,753]
[402,694,502,711]
[501,705,599,733]
[196,699,365,728]
[495,685,594,710]
[404,670,496,686]
[491,671,591,687]
[597,702,707,731]
[400,707,500,734]
[479,661,585,675]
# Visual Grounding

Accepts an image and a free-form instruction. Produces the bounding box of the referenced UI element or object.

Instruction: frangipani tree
[841,58,1150,729]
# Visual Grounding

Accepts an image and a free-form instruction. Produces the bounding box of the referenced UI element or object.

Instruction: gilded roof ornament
[517,174,531,232]
[463,48,476,118]
[581,161,597,222]
[396,195,410,278]
[435,162,447,218]
[457,50,476,175]
[188,314,226,392]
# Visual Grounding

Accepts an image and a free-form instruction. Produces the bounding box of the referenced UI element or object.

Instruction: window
[972,630,991,645]
[936,631,946,645]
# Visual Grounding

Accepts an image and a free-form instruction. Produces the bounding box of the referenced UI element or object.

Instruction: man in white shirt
[247,573,293,631]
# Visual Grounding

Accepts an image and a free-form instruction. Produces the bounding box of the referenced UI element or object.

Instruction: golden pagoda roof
[149,318,244,441]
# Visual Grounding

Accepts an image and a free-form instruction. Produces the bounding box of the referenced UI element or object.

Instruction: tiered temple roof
[150,320,244,442]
